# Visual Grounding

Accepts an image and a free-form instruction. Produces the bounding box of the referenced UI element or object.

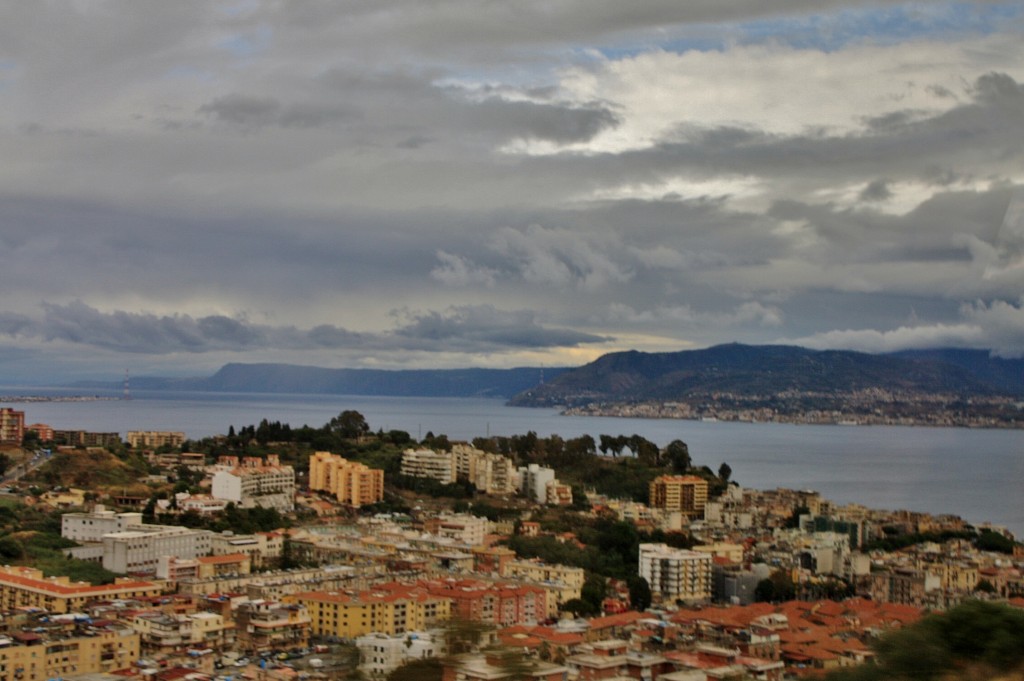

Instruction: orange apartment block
[0,565,161,613]
[415,578,547,627]
[308,451,384,507]
[649,475,709,519]
[0,408,25,443]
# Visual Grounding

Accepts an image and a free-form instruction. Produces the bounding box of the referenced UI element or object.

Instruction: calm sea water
[5,389,1023,538]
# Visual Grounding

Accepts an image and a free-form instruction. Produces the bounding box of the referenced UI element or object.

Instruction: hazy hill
[509,344,1024,406]
[103,364,569,399]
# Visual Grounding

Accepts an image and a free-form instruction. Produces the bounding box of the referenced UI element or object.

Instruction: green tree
[627,575,652,612]
[387,657,442,681]
[329,410,370,439]
[718,462,732,484]
[754,569,795,603]
[581,573,608,612]
[0,536,23,561]
[665,440,691,473]
[827,601,1024,681]
[975,578,996,594]
[560,597,599,617]
[976,529,1016,554]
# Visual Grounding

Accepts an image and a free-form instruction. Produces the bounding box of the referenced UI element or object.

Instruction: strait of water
[5,389,1023,538]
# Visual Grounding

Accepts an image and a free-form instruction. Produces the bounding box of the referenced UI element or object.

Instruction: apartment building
[102,525,214,575]
[452,444,517,495]
[132,611,234,654]
[638,543,713,604]
[157,553,252,581]
[0,620,139,681]
[51,430,121,447]
[545,480,574,506]
[61,507,144,543]
[289,585,451,638]
[400,448,456,484]
[517,464,555,503]
[422,514,490,546]
[502,560,585,618]
[211,454,296,511]
[25,423,54,441]
[401,445,517,495]
[308,451,385,507]
[175,565,360,599]
[867,567,941,607]
[126,430,186,449]
[420,579,547,627]
[209,529,284,569]
[356,630,444,678]
[234,601,311,655]
[0,566,161,613]
[0,408,25,443]
[649,475,709,519]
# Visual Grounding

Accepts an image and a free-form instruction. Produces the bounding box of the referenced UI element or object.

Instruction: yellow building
[0,623,139,680]
[503,560,584,618]
[127,430,186,448]
[693,542,746,565]
[308,451,385,507]
[926,561,979,593]
[649,475,709,519]
[288,586,450,638]
[0,566,162,614]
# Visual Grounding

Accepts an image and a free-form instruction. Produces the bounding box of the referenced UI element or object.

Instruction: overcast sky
[1,1,1023,383]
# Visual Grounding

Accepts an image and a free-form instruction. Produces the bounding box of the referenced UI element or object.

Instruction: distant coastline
[0,395,119,403]
[563,399,1024,429]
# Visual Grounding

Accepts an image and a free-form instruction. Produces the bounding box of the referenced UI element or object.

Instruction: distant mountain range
[84,363,568,399]
[507,344,1024,407]
[78,345,1023,406]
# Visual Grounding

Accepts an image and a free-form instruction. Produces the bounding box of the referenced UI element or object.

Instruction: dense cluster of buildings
[399,445,574,505]
[0,419,1020,681]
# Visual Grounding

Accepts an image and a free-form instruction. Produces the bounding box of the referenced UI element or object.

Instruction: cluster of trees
[0,501,117,585]
[199,411,734,509]
[826,600,1024,681]
[504,517,693,582]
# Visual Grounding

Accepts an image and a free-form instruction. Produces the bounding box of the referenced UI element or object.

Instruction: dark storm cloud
[0,302,606,356]
[392,306,608,349]
[198,94,356,129]
[0,1,1022,380]
[472,98,620,144]
[860,179,893,202]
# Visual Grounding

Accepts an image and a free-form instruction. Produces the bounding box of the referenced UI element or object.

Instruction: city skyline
[0,1,1022,382]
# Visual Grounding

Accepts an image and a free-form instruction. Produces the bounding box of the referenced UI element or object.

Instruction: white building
[400,448,456,484]
[452,444,517,495]
[426,514,490,546]
[210,530,284,569]
[61,506,144,543]
[356,631,444,677]
[210,454,295,511]
[517,464,556,504]
[638,542,713,604]
[102,525,213,575]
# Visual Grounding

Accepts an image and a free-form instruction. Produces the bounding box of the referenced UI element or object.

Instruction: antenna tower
[123,370,131,401]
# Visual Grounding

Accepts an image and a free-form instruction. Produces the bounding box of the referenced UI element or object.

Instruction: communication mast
[123,370,131,401]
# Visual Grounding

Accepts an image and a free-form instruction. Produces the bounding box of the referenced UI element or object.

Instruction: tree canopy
[826,600,1024,681]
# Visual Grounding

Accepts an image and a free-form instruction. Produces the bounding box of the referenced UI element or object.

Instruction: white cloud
[786,297,1024,357]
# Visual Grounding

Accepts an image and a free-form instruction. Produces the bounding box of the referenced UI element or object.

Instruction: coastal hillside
[88,364,569,399]
[508,344,1024,407]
